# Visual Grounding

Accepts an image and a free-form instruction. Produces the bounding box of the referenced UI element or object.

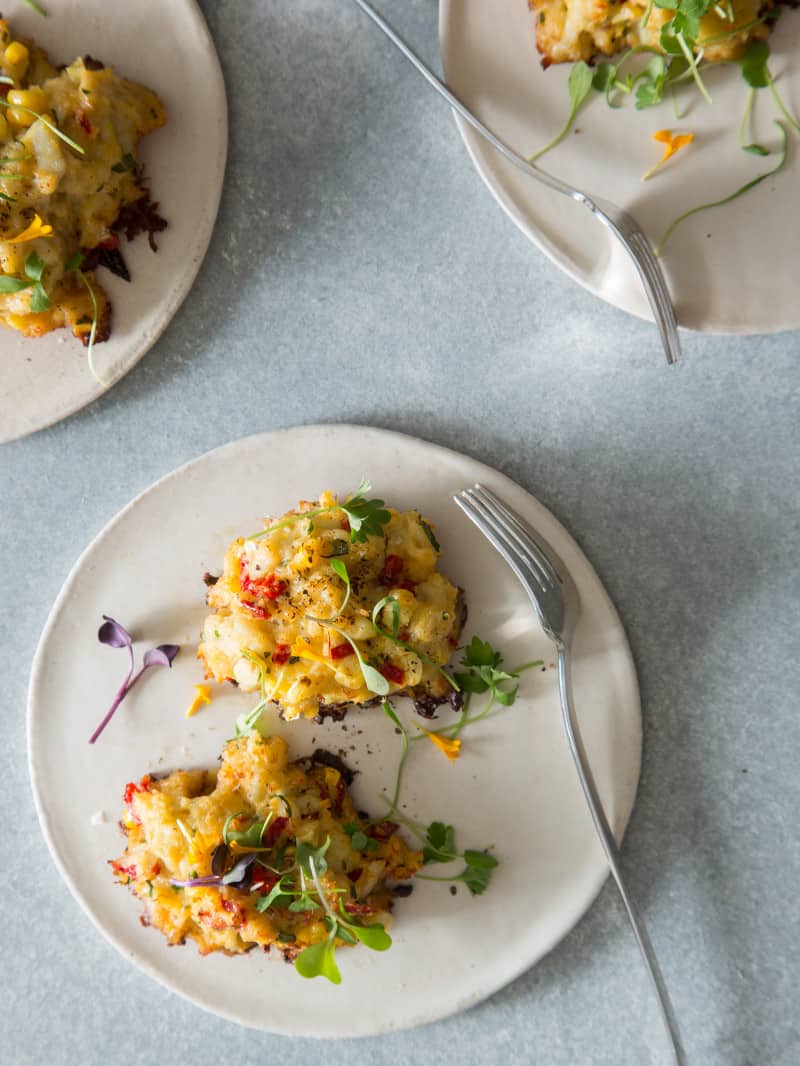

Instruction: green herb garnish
[656,121,788,253]
[529,61,593,162]
[249,480,390,544]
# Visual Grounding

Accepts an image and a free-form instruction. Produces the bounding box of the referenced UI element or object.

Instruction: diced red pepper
[123,775,151,807]
[367,820,398,841]
[343,900,373,917]
[240,561,287,600]
[380,554,404,585]
[251,867,278,893]
[262,816,289,848]
[151,862,161,877]
[330,643,354,660]
[398,578,417,593]
[99,234,120,250]
[273,643,291,665]
[378,661,405,686]
[111,859,137,880]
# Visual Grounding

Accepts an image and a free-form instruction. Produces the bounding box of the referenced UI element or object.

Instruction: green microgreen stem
[766,70,800,135]
[739,87,755,147]
[0,99,84,153]
[381,701,409,813]
[529,60,593,162]
[77,269,105,387]
[676,32,712,104]
[655,120,788,254]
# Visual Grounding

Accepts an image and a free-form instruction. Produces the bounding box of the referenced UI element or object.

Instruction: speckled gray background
[3,1,799,1064]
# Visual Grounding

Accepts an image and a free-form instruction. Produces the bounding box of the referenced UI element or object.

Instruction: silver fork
[350,0,681,366]
[454,483,685,1066]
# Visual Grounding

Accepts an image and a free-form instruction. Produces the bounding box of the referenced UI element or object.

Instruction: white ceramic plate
[440,0,800,333]
[0,0,226,443]
[28,425,641,1036]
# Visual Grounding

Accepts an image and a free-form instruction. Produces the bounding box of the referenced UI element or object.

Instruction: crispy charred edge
[83,55,106,71]
[295,747,357,785]
[114,185,168,252]
[203,572,220,587]
[78,292,111,346]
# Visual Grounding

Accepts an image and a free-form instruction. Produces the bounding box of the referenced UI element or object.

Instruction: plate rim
[1,0,228,444]
[438,0,800,337]
[27,423,643,1035]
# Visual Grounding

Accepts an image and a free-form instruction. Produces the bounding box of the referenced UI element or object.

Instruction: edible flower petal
[643,130,694,181]
[185,684,212,717]
[419,727,462,762]
[6,213,53,243]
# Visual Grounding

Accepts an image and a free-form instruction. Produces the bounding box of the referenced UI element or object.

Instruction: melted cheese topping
[0,18,165,340]
[111,734,421,958]
[530,0,773,64]
[199,491,464,720]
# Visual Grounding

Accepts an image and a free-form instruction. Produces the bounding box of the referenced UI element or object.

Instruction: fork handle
[557,643,686,1066]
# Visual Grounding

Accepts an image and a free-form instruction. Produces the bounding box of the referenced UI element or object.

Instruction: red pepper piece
[262,816,289,848]
[367,820,398,841]
[378,661,405,686]
[330,643,354,660]
[273,643,291,665]
[398,578,416,593]
[251,867,278,893]
[123,775,151,807]
[99,234,120,250]
[380,554,404,585]
[110,859,137,880]
[343,900,374,917]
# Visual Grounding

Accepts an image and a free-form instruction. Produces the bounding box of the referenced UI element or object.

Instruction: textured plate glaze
[28,425,641,1035]
[440,0,800,333]
[0,0,226,442]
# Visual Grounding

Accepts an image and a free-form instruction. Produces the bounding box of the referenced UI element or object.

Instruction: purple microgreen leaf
[221,854,256,887]
[98,615,133,649]
[89,619,180,745]
[169,875,222,888]
[142,644,180,669]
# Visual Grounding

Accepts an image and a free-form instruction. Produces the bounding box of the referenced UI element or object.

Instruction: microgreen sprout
[89,616,179,743]
[529,60,593,162]
[247,481,391,544]
[376,701,500,895]
[656,120,788,253]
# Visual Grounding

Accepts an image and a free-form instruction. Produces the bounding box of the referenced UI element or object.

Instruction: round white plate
[28,425,641,1036]
[0,0,226,443]
[440,0,800,333]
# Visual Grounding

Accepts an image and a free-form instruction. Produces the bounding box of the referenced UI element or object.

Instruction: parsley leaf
[454,636,520,706]
[422,821,457,864]
[341,481,391,543]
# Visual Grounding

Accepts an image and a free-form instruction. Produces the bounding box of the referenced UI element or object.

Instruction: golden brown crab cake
[530,0,774,65]
[198,490,465,721]
[111,733,421,958]
[0,17,166,344]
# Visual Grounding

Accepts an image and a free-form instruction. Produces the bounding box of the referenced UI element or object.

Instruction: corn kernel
[4,41,28,66]
[7,87,48,114]
[3,41,29,79]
